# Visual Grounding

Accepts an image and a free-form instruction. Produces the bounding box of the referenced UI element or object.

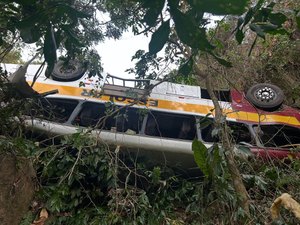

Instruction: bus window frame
[30,97,300,153]
[142,110,199,141]
[31,97,81,124]
[251,124,300,148]
[199,117,255,146]
[66,100,83,125]
[72,100,147,134]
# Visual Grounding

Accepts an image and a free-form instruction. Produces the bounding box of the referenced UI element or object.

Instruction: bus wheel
[246,83,284,110]
[51,60,87,81]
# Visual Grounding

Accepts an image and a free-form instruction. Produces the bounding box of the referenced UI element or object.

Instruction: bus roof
[4,63,300,128]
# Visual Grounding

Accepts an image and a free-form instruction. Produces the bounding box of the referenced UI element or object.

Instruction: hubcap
[255,87,276,102]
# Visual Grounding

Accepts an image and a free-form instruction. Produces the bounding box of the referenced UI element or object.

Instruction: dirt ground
[0,154,36,225]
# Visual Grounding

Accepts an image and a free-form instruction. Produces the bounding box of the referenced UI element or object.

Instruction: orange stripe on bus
[31,82,300,127]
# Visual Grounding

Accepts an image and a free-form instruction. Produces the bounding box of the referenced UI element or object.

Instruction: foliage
[0,49,23,64]
[127,0,299,80]
[0,0,293,79]
[30,133,207,225]
[0,0,139,74]
[191,16,300,106]
[1,74,300,224]
[235,1,289,44]
[7,127,296,224]
[0,68,31,136]
[1,0,300,224]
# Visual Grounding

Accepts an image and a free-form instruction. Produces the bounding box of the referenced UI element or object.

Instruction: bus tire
[246,83,284,110]
[51,60,87,81]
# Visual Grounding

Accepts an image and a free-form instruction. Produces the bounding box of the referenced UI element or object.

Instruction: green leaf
[59,4,91,19]
[212,144,221,161]
[269,13,287,26]
[250,22,288,37]
[19,26,40,43]
[187,0,249,15]
[211,144,222,176]
[169,4,214,50]
[186,8,204,24]
[236,28,245,44]
[142,0,165,27]
[242,0,264,28]
[257,23,278,32]
[178,58,193,76]
[206,144,222,175]
[264,167,279,180]
[243,8,255,28]
[64,27,85,47]
[237,17,244,28]
[249,23,265,39]
[210,52,232,67]
[149,19,170,55]
[243,175,267,191]
[296,15,300,30]
[266,28,289,35]
[192,139,208,176]
[267,2,276,9]
[44,24,57,72]
[15,0,35,5]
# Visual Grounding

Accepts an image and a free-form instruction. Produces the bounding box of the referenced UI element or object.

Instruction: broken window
[227,121,253,144]
[200,118,252,144]
[253,125,300,147]
[145,111,197,140]
[74,102,145,134]
[31,98,78,123]
[200,118,219,142]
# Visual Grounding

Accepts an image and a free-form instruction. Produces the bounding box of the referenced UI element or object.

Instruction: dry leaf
[39,208,48,218]
[270,193,300,220]
[31,208,49,225]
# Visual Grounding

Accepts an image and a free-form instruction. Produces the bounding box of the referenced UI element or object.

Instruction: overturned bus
[6,61,300,171]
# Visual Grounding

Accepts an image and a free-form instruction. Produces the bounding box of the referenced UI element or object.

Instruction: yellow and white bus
[6,62,300,171]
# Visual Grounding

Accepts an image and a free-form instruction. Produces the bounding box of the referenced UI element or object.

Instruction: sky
[81,15,220,79]
[19,15,220,79]
[96,32,150,78]
[19,32,151,79]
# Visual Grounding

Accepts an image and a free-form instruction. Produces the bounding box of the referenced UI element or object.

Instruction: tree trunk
[194,64,250,215]
[0,154,36,225]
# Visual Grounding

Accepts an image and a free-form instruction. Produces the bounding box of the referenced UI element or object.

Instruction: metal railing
[105,74,151,89]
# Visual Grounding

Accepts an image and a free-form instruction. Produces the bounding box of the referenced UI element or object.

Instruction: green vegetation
[1,0,300,224]
[1,128,299,224]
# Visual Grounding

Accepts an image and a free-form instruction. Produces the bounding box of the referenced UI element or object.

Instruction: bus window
[75,102,107,128]
[201,119,252,144]
[200,118,219,142]
[253,125,300,147]
[32,98,78,123]
[227,121,253,144]
[74,102,144,134]
[111,107,145,134]
[145,112,197,140]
